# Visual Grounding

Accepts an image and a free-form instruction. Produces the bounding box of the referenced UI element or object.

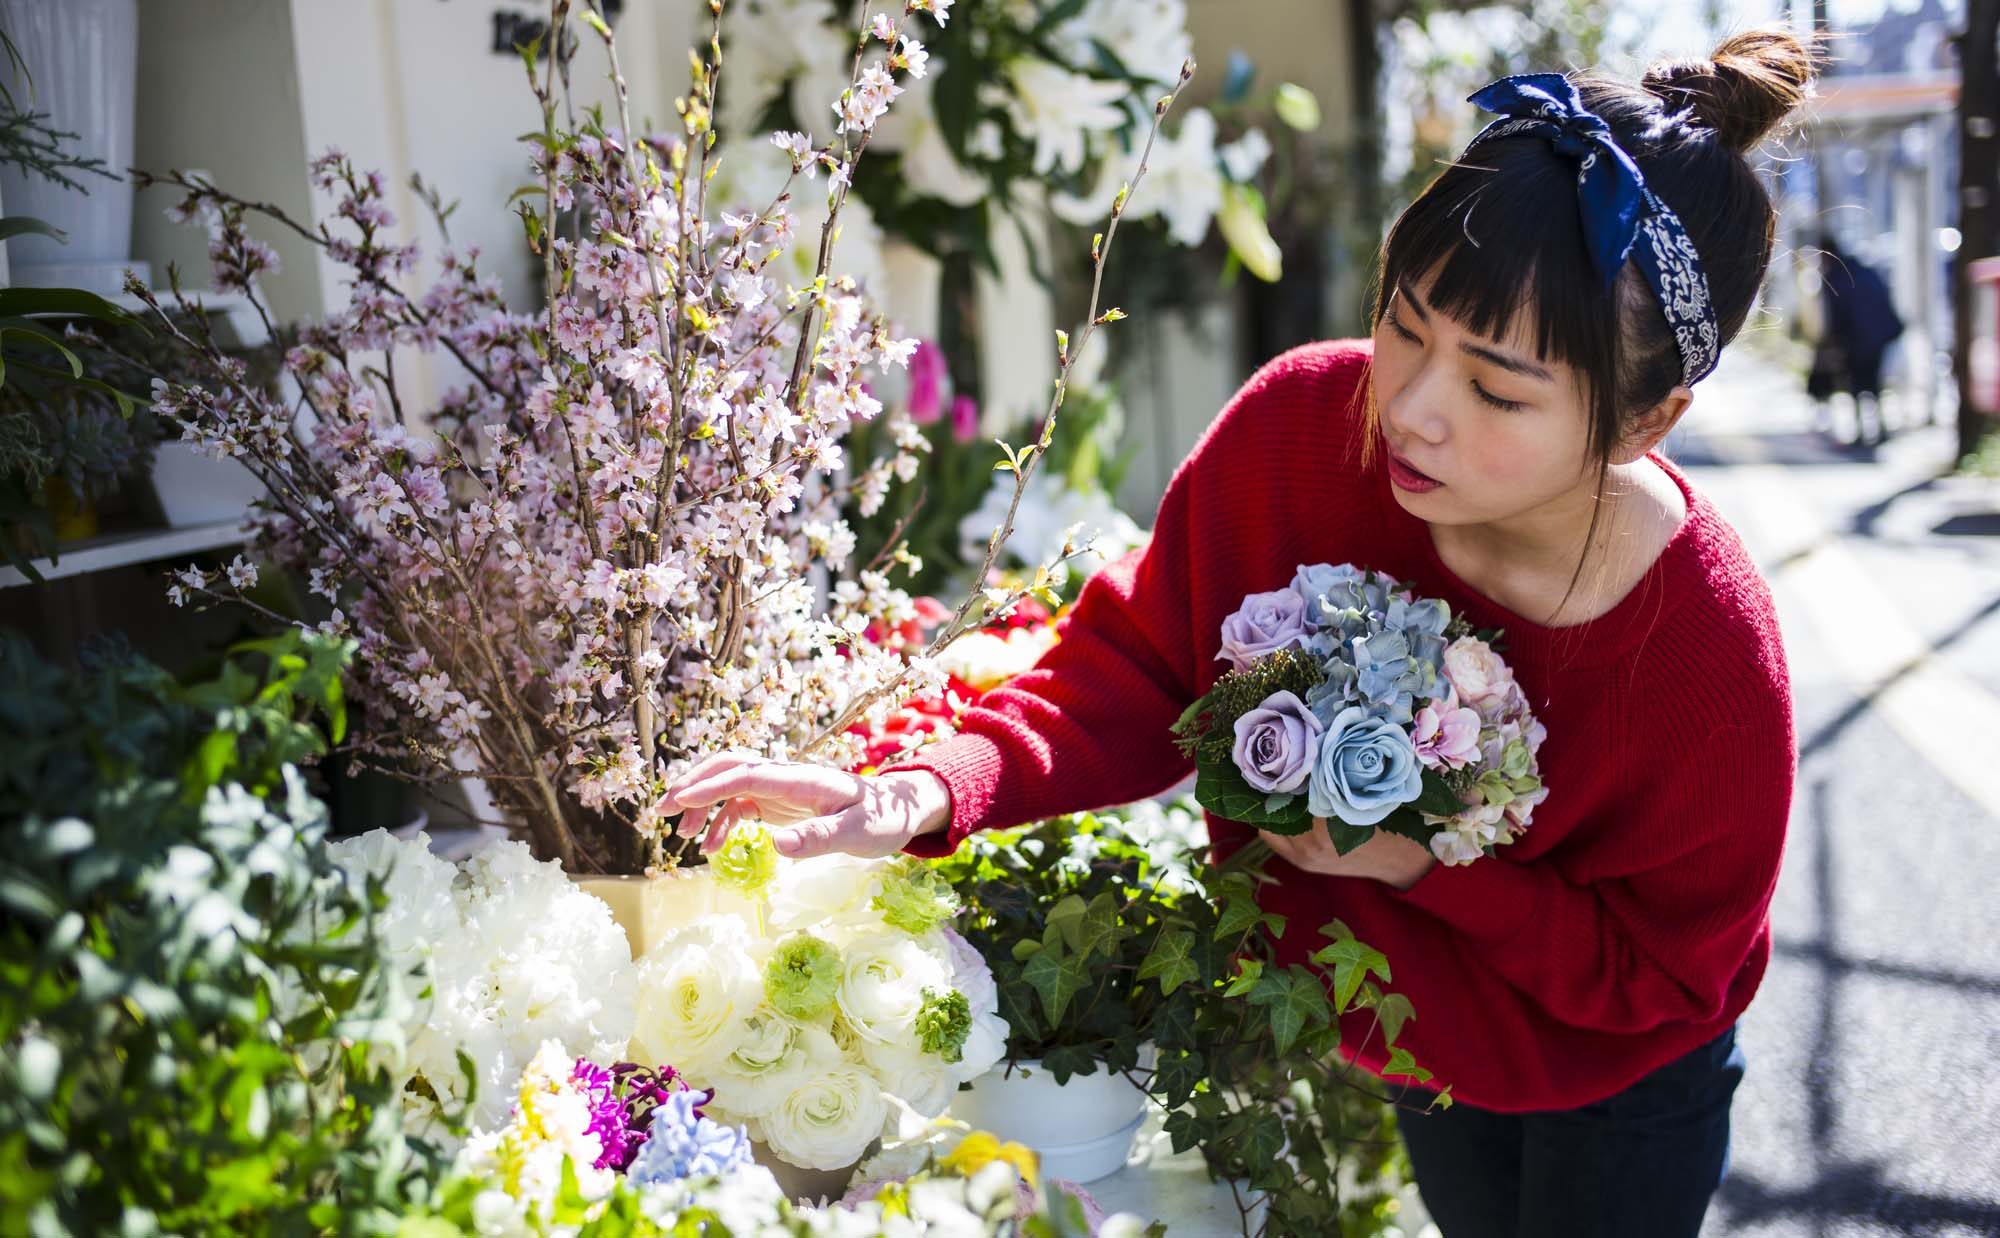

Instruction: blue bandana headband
[1463,73,1721,386]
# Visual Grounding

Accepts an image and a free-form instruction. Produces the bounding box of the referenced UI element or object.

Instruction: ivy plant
[931,801,1448,1237]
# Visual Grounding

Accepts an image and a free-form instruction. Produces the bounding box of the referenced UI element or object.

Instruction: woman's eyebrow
[1397,280,1553,382]
[1460,341,1554,382]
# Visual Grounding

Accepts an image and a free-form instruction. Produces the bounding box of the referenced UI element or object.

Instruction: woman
[660,28,1810,1238]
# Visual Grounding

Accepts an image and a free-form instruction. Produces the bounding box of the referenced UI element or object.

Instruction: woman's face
[1369,274,1602,530]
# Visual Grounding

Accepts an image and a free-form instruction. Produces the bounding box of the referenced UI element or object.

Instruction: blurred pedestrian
[1811,235,1904,444]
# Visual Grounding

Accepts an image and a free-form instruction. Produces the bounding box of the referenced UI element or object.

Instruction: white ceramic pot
[949,1052,1153,1184]
[0,0,147,294]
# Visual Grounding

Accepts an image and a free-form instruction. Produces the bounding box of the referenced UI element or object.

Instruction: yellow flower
[940,1130,1039,1187]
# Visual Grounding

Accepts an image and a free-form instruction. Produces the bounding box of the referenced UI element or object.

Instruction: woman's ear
[1612,386,1693,463]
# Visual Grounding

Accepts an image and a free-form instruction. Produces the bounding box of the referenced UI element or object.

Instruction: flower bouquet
[627,828,1008,1172]
[1171,563,1548,865]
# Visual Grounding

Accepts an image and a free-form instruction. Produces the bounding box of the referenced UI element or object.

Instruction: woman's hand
[1258,820,1436,890]
[659,752,952,860]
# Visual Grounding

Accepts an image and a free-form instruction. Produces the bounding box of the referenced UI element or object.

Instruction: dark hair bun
[1642,26,1818,153]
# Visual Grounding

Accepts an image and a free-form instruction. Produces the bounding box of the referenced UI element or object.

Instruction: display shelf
[0,519,249,590]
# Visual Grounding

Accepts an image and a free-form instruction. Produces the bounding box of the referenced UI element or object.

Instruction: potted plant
[932,798,1439,1235]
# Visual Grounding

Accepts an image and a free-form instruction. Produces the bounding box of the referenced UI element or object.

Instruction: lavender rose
[1216,588,1309,672]
[1230,690,1323,795]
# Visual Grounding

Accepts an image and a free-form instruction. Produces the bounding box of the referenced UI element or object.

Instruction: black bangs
[1375,134,1629,460]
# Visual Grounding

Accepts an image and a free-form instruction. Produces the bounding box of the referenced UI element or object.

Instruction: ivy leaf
[1382,1046,1433,1085]
[1073,891,1122,960]
[1376,992,1416,1046]
[1309,937,1392,1011]
[1248,970,1332,1057]
[1136,928,1198,996]
[1022,942,1092,1025]
[1222,958,1263,998]
[1044,893,1086,951]
[1213,889,1281,943]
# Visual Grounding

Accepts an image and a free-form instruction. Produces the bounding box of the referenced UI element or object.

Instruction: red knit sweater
[889,339,1796,1113]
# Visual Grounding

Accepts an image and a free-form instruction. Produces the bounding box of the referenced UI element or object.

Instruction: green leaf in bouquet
[1413,770,1466,818]
[1194,756,1312,832]
[1322,816,1375,855]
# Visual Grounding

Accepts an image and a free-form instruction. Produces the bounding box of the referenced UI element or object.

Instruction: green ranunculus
[714,821,779,895]
[915,987,971,1063]
[871,856,959,935]
[764,932,842,1019]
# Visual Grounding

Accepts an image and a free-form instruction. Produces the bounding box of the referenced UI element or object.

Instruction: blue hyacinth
[625,1091,754,1186]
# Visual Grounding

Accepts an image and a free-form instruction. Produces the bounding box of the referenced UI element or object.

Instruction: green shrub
[0,630,437,1236]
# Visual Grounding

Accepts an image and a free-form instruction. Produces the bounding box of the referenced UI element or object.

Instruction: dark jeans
[1396,1025,1746,1238]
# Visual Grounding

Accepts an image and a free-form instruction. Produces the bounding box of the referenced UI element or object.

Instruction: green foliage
[0,629,435,1237]
[932,804,1443,1237]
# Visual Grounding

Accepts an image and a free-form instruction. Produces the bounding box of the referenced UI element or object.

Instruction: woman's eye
[1385,311,1420,344]
[1471,381,1525,412]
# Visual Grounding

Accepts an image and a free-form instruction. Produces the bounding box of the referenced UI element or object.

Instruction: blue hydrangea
[1351,631,1443,726]
[625,1091,754,1186]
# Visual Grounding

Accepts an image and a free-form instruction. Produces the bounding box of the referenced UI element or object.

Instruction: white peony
[633,916,767,1078]
[761,1064,891,1171]
[836,932,951,1045]
[932,627,1057,693]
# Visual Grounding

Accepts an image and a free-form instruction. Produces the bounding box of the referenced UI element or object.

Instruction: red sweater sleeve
[1385,705,1793,1035]
[883,356,1321,856]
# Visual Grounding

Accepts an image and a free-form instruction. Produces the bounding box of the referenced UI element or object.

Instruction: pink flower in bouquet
[1216,588,1309,672]
[907,340,947,423]
[950,393,981,443]
[1442,635,1516,708]
[1412,689,1482,770]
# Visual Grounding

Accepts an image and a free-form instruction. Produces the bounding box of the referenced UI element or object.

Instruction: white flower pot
[149,441,265,528]
[949,1053,1153,1184]
[0,0,148,295]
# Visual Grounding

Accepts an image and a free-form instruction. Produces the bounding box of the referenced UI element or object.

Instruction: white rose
[837,933,951,1045]
[711,1007,841,1116]
[632,916,764,1077]
[761,1065,890,1171]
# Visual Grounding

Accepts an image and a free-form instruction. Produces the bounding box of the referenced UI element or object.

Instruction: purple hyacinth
[569,1057,705,1174]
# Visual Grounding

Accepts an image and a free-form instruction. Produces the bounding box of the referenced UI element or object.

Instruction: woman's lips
[1386,449,1443,493]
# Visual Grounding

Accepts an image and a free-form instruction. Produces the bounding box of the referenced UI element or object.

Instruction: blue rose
[1308,706,1425,826]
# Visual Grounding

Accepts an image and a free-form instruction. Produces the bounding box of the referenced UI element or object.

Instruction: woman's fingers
[661,751,764,809]
[771,811,852,860]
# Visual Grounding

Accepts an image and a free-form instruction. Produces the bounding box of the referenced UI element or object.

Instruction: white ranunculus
[935,927,998,1020]
[711,1006,841,1116]
[767,852,884,935]
[957,1011,1010,1085]
[860,1039,958,1119]
[761,1064,891,1171]
[633,916,766,1077]
[836,932,950,1045]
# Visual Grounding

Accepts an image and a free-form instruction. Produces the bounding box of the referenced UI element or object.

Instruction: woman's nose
[1383,361,1451,445]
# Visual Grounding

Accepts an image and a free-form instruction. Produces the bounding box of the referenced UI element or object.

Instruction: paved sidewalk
[1673,349,2000,1238]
